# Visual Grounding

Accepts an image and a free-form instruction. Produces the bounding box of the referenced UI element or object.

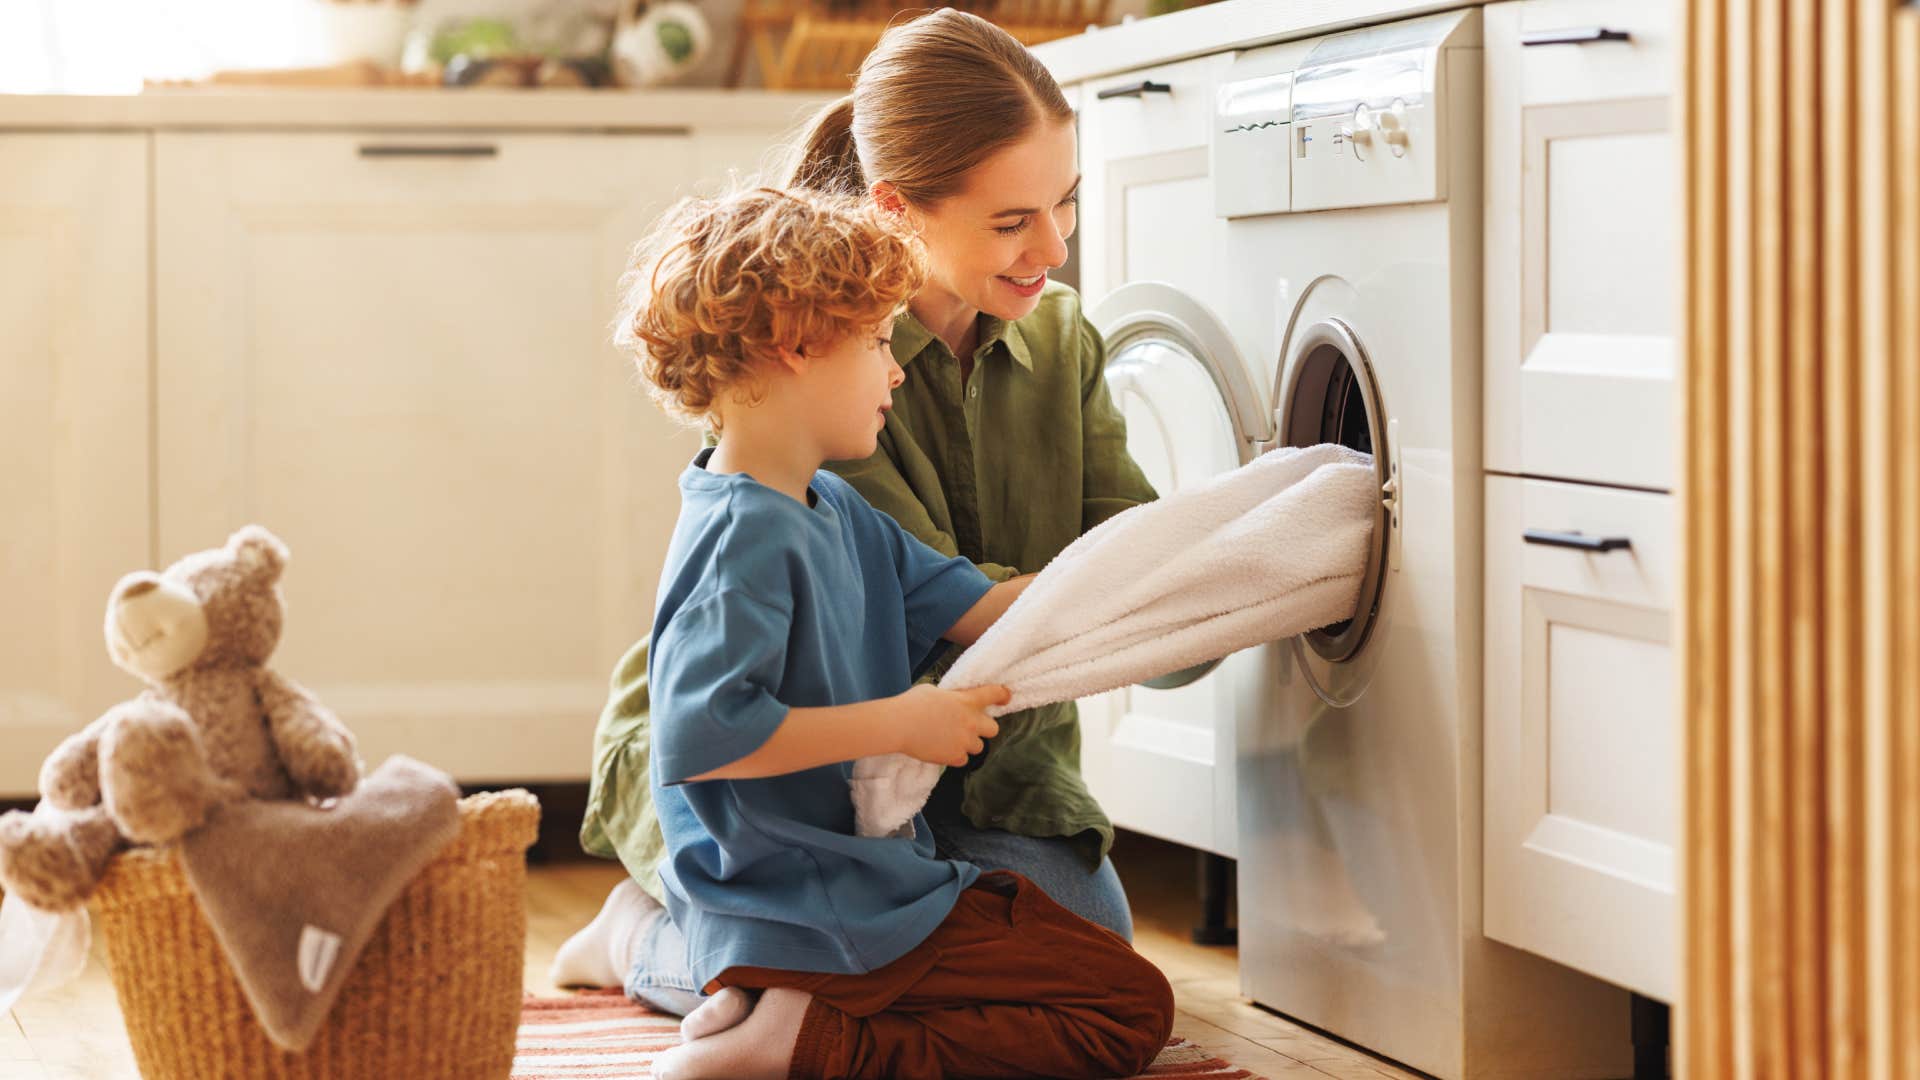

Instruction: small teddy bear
[0,525,361,912]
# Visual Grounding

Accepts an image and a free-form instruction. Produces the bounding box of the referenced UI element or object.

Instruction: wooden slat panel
[1681,0,1733,1067]
[1893,10,1920,1077]
[1818,0,1865,1074]
[1783,1,1824,1072]
[1686,2,1920,1076]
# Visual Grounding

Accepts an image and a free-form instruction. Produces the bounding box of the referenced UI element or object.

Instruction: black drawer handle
[358,144,499,158]
[1521,27,1633,46]
[1097,80,1173,100]
[1524,529,1633,553]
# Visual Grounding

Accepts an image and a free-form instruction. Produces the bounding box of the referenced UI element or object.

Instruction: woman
[557,7,1158,1015]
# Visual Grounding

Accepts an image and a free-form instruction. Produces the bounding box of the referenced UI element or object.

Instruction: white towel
[851,443,1381,838]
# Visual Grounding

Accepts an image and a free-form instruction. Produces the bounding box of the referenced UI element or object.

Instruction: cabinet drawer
[1484,0,1678,490]
[1484,474,1678,1000]
[1516,0,1676,104]
[1076,54,1231,307]
[1511,474,1675,609]
[1082,54,1226,161]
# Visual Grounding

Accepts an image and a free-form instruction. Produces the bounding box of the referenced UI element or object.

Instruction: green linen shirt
[580,281,1158,900]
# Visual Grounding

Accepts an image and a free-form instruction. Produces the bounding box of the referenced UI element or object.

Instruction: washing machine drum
[1276,317,1392,666]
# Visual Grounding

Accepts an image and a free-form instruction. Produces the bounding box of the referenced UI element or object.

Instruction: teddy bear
[0,525,362,912]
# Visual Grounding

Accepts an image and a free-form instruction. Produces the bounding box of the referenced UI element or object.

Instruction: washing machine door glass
[1102,335,1249,690]
[1091,282,1259,691]
[1104,337,1247,494]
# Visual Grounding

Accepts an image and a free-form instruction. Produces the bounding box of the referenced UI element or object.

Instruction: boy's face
[798,317,906,461]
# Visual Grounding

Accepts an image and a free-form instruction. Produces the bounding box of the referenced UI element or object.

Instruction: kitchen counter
[1031,0,1480,83]
[0,87,834,133]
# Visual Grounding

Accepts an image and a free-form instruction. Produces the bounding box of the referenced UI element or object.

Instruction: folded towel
[851,444,1380,839]
[179,755,461,1051]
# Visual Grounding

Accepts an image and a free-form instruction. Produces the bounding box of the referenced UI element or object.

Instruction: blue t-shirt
[649,447,994,988]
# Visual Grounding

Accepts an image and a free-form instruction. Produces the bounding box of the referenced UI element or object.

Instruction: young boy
[597,187,1174,1080]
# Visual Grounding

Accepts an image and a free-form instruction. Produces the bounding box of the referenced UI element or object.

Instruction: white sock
[549,877,664,989]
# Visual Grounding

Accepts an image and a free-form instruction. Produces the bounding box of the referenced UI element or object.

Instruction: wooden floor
[5,832,1422,1079]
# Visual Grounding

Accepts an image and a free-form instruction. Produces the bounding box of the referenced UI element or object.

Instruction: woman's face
[906,119,1081,323]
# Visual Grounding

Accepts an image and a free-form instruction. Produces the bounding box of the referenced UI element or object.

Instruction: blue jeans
[623,821,1133,1016]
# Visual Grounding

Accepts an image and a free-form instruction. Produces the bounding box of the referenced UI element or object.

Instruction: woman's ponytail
[783,95,865,196]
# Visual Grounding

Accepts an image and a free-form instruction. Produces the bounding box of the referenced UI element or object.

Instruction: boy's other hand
[899,684,1009,767]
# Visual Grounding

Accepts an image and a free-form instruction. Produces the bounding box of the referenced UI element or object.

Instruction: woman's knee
[1082,858,1134,942]
[933,822,1136,941]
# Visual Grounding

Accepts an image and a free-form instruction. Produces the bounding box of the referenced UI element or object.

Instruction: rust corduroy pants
[712,870,1175,1079]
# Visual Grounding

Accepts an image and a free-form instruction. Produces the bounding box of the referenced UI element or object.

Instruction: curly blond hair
[614,186,927,429]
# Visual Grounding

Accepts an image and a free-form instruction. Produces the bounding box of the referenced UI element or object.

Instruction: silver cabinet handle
[358,144,499,158]
[1524,529,1632,553]
[1521,27,1632,46]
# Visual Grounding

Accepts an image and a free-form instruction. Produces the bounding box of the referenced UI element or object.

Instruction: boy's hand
[898,684,1009,767]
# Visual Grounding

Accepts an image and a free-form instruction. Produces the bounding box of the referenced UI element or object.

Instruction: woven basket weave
[88,789,540,1080]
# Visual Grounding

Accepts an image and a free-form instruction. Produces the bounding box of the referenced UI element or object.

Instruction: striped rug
[514,990,1264,1079]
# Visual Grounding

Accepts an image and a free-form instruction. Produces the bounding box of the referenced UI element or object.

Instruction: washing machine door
[1090,281,1260,689]
[1271,313,1397,707]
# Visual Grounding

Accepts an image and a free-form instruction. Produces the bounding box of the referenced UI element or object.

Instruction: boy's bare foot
[653,987,811,1080]
[680,985,754,1041]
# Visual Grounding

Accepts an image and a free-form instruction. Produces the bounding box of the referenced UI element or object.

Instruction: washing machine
[1208,10,1627,1079]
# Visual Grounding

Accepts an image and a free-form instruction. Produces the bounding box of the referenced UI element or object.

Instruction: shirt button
[969,385,980,399]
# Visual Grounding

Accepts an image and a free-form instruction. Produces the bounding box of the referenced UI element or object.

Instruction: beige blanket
[179,755,460,1051]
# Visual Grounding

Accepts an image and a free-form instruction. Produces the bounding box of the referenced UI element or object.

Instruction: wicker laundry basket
[87,789,540,1080]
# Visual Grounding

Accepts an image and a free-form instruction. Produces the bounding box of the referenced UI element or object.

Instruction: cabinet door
[154,133,700,783]
[0,135,152,796]
[1484,0,1678,490]
[1077,53,1231,307]
[1483,474,1678,1000]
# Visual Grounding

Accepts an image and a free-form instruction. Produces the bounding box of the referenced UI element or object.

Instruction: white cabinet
[1483,474,1678,1001]
[0,135,153,795]
[151,132,703,783]
[1076,53,1232,307]
[1483,0,1678,491]
[1074,54,1243,858]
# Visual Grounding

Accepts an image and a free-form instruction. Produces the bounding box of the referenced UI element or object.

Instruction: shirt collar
[892,307,1035,372]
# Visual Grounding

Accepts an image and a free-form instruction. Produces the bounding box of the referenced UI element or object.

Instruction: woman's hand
[897,684,1009,766]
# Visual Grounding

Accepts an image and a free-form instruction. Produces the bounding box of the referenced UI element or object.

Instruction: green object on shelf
[657,20,695,63]
[429,18,520,64]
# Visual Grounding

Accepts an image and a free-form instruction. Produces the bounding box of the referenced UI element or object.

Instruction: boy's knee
[1100,955,1175,1075]
[1137,963,1178,1059]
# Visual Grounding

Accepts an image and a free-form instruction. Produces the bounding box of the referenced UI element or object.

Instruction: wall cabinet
[0,122,791,794]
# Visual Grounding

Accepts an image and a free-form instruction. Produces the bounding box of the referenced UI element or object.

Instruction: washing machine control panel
[1211,40,1314,219]
[1288,9,1475,212]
